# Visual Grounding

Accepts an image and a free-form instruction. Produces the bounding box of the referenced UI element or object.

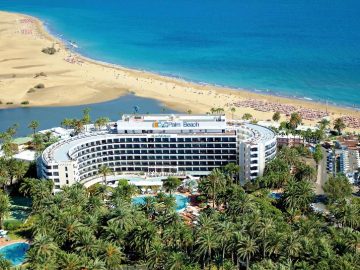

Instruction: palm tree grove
[0,112,359,270]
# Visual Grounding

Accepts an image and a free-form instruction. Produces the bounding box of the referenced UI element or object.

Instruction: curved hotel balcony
[39,114,277,192]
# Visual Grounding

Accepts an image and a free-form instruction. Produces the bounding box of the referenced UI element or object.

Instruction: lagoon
[0,94,178,136]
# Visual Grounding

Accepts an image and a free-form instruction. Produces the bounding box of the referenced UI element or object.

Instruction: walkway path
[315,147,328,195]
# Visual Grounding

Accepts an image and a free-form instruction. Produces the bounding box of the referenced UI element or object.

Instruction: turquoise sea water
[0,0,359,107]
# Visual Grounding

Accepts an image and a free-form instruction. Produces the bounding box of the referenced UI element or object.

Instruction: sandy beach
[0,11,359,131]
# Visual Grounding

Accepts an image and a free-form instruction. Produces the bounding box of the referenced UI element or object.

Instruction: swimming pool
[0,242,29,266]
[132,194,189,211]
[269,192,282,199]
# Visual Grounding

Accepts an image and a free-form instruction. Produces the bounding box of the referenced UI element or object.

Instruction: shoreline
[46,24,359,112]
[40,16,360,112]
[1,11,360,130]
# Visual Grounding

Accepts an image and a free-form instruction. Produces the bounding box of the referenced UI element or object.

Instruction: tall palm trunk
[246,255,249,270]
[222,246,226,269]
[263,242,266,259]
[208,249,212,270]
[212,183,216,208]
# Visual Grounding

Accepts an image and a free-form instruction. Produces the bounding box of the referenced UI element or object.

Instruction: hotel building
[38,114,277,192]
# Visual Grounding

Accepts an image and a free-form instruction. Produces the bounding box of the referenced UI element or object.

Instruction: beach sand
[0,11,359,131]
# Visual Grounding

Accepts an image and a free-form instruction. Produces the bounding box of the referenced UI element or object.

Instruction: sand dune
[0,11,359,131]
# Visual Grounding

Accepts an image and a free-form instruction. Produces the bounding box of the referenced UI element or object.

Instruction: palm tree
[162,176,181,197]
[57,252,83,270]
[289,112,302,130]
[272,111,281,122]
[94,117,110,130]
[196,229,218,269]
[82,107,91,132]
[7,159,27,185]
[282,179,315,213]
[217,221,234,266]
[333,118,346,134]
[0,255,12,270]
[242,113,253,121]
[28,234,58,262]
[230,107,236,119]
[0,160,9,190]
[71,119,85,135]
[73,227,98,257]
[313,144,324,171]
[147,241,165,269]
[28,120,40,135]
[319,118,330,130]
[237,236,258,270]
[98,165,113,184]
[99,241,125,269]
[166,252,187,270]
[257,218,274,259]
[223,163,240,183]
[129,220,157,257]
[187,109,192,114]
[0,191,11,229]
[61,118,74,130]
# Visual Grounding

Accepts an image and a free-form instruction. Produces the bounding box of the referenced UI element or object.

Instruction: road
[315,147,328,195]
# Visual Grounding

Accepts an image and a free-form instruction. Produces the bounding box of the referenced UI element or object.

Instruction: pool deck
[0,239,29,248]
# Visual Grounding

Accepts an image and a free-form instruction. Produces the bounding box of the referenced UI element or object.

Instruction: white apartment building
[38,114,276,192]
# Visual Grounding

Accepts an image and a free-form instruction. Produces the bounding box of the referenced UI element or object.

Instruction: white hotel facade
[38,114,277,192]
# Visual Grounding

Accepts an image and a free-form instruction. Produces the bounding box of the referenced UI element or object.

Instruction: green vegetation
[34,72,47,78]
[323,174,353,203]
[230,107,236,119]
[242,113,253,121]
[0,255,12,270]
[94,117,110,130]
[34,83,45,89]
[10,150,357,269]
[333,118,346,135]
[0,110,358,269]
[0,191,11,229]
[272,111,280,122]
[209,107,225,115]
[162,176,181,196]
[98,165,113,184]
[41,47,56,55]
[312,144,324,170]
[28,120,40,136]
[21,101,30,105]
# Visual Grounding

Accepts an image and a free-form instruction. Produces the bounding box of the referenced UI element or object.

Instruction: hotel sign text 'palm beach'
[153,121,200,128]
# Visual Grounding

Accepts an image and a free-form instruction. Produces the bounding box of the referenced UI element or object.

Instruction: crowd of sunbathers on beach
[227,99,329,120]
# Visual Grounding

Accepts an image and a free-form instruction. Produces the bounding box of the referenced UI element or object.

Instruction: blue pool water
[133,194,189,211]
[0,242,29,266]
[0,0,359,108]
[269,192,282,200]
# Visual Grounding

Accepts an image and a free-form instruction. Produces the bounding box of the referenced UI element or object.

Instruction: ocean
[0,0,360,108]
